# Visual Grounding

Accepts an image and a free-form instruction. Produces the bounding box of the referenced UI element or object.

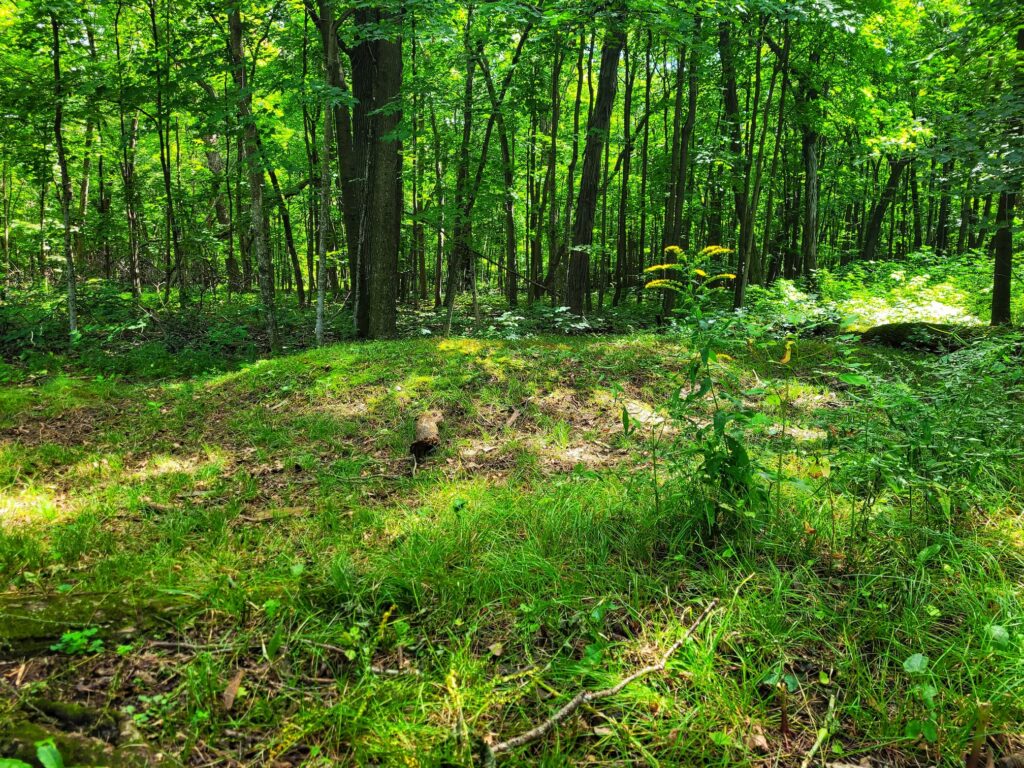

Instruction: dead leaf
[488,642,504,657]
[223,669,245,711]
[745,722,770,753]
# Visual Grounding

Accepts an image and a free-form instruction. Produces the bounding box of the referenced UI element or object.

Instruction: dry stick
[486,599,718,760]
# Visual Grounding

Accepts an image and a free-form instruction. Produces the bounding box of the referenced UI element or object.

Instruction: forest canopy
[0,0,1021,340]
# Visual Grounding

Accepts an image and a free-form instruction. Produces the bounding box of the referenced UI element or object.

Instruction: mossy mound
[859,322,992,351]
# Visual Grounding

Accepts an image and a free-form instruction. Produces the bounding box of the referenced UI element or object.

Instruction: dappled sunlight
[831,270,982,330]
[392,374,435,404]
[437,337,486,355]
[0,486,65,529]
[132,451,220,482]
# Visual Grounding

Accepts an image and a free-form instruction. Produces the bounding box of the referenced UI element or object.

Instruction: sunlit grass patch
[0,485,64,528]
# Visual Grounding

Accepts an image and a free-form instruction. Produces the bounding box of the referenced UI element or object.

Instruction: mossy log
[0,591,187,659]
[1,719,177,767]
[859,322,990,351]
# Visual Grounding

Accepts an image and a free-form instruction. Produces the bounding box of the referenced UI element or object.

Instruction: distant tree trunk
[566,10,625,315]
[410,29,427,304]
[114,3,143,297]
[429,105,445,309]
[480,59,518,307]
[933,158,954,253]
[147,0,185,305]
[862,156,910,262]
[51,13,77,335]
[991,26,1023,325]
[1,158,9,297]
[746,40,779,285]
[315,8,335,346]
[73,25,98,268]
[799,51,821,277]
[909,160,923,250]
[230,6,279,351]
[664,18,701,314]
[546,44,564,298]
[635,31,653,302]
[719,20,749,309]
[443,8,476,332]
[613,42,634,307]
[990,190,1016,326]
[259,138,305,307]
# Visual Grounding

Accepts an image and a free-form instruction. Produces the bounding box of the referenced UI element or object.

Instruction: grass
[0,278,1023,766]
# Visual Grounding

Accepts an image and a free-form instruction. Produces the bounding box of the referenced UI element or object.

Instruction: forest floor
[1,265,1023,766]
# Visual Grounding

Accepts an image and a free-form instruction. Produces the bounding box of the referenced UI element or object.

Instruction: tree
[566,7,625,316]
[50,10,77,336]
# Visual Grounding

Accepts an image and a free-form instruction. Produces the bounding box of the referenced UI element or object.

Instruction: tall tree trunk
[636,31,653,302]
[547,35,587,296]
[480,59,518,308]
[910,160,923,250]
[613,42,634,307]
[350,7,403,339]
[147,0,184,304]
[991,26,1023,325]
[230,6,278,351]
[315,3,335,346]
[990,189,1016,325]
[1,157,10,298]
[862,156,910,262]
[51,13,77,335]
[114,2,143,297]
[719,20,749,309]
[443,7,476,333]
[258,138,305,307]
[934,158,954,253]
[799,51,822,277]
[566,10,626,315]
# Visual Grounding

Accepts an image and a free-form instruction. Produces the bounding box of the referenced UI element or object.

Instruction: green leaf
[838,373,870,386]
[35,740,64,768]
[902,653,928,675]
[915,544,942,565]
[987,624,1010,649]
[921,719,938,743]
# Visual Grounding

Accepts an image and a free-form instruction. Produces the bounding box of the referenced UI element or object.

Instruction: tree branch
[483,599,718,763]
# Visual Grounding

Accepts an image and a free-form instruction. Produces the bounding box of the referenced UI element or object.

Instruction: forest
[0,0,1022,764]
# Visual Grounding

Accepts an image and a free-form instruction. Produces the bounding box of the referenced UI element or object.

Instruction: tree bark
[990,26,1023,325]
[51,13,77,335]
[349,7,403,339]
[719,20,749,309]
[566,11,625,315]
[862,156,910,262]
[230,6,279,351]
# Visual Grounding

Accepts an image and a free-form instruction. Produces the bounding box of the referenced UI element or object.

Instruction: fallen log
[410,410,444,463]
[859,322,990,351]
[0,591,188,660]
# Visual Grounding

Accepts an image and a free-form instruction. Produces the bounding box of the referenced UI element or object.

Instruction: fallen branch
[483,599,718,763]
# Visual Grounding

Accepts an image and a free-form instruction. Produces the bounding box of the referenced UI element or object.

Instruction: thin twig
[486,599,718,760]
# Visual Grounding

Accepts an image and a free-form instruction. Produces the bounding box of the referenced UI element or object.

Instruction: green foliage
[50,626,103,655]
[1,263,1023,765]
